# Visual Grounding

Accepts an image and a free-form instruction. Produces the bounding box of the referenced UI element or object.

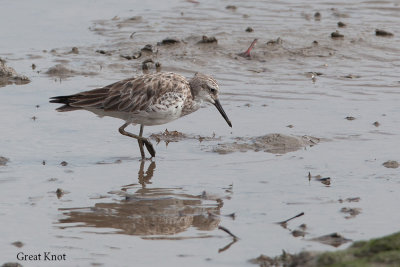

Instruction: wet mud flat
[1,0,400,266]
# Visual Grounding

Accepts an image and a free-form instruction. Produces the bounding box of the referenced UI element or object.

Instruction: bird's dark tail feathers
[49,95,82,112]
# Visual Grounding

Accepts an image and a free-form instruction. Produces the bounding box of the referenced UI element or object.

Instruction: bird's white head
[189,73,232,127]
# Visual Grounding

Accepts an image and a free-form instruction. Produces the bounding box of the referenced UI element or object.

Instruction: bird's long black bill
[214,99,232,127]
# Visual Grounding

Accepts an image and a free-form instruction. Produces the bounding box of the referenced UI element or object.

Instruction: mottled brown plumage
[50,72,232,159]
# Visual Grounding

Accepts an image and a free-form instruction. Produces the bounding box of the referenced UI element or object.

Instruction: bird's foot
[143,139,156,158]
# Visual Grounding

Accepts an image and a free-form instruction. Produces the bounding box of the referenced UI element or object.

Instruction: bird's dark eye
[210,88,216,93]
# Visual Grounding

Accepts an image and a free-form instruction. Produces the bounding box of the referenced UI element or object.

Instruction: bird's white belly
[130,103,184,126]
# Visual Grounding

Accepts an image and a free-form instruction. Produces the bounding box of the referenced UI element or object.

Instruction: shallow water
[1,0,400,266]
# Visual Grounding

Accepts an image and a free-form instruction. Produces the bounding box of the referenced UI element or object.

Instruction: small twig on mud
[277,212,305,228]
[218,226,239,240]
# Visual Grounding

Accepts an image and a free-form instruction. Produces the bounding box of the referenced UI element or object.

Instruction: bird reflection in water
[58,161,235,251]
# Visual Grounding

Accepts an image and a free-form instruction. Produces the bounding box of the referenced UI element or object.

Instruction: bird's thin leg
[118,123,156,158]
[137,124,145,159]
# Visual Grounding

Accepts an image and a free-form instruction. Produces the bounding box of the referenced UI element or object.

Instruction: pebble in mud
[11,241,24,248]
[331,31,344,38]
[373,121,380,127]
[382,160,399,169]
[96,49,112,55]
[158,38,180,45]
[338,21,346,27]
[345,116,356,120]
[71,47,79,54]
[60,161,68,166]
[314,12,321,20]
[245,27,254,32]
[197,35,218,44]
[375,29,393,37]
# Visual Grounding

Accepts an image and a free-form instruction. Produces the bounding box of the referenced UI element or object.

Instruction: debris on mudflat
[338,197,360,203]
[141,44,154,53]
[277,212,305,228]
[373,121,380,127]
[226,5,237,11]
[0,156,9,166]
[46,64,96,78]
[338,21,346,27]
[60,161,68,166]
[344,74,361,79]
[141,59,161,73]
[266,37,282,46]
[56,188,65,199]
[375,29,393,37]
[345,116,356,120]
[310,232,351,247]
[11,241,24,248]
[157,38,181,45]
[71,47,79,54]
[340,207,362,219]
[197,35,218,44]
[238,39,258,58]
[46,64,74,77]
[314,12,321,20]
[317,177,331,186]
[0,58,30,87]
[96,49,112,55]
[150,129,218,144]
[120,51,141,60]
[213,134,320,155]
[383,160,399,169]
[1,262,23,267]
[331,30,344,38]
[245,27,254,32]
[292,224,307,237]
[150,129,187,143]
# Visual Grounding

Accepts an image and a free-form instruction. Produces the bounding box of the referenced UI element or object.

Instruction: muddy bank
[213,134,320,154]
[0,58,30,87]
[250,231,400,267]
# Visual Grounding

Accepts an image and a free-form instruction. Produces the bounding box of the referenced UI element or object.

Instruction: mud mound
[213,134,320,154]
[45,64,97,78]
[0,58,30,87]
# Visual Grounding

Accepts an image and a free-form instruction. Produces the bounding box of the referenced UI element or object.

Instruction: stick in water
[277,212,305,227]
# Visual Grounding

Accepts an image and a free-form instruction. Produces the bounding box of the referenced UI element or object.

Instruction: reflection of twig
[218,226,238,240]
[277,212,304,228]
[218,238,237,253]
